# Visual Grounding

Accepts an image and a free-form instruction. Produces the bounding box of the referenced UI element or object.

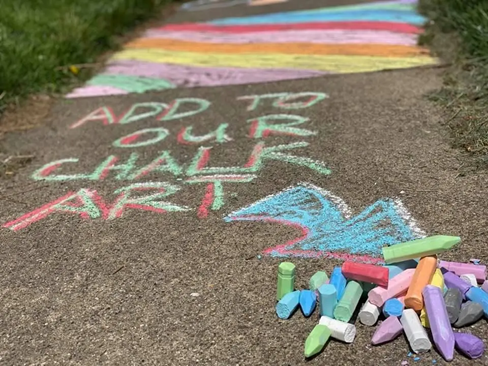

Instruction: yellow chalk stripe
[111,48,438,73]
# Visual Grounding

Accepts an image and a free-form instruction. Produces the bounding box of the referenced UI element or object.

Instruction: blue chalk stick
[466,287,488,318]
[384,265,403,279]
[318,284,337,318]
[300,290,317,317]
[382,298,404,317]
[330,267,347,300]
[276,290,300,319]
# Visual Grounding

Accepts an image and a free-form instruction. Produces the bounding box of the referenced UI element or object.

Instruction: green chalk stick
[310,271,329,291]
[382,235,460,264]
[304,324,331,358]
[277,262,296,301]
[333,281,363,322]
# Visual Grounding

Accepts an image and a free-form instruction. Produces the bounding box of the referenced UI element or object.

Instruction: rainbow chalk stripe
[66,0,437,98]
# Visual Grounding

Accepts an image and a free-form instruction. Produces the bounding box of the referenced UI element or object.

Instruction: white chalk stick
[359,300,380,326]
[319,315,356,343]
[460,274,478,287]
[400,309,432,353]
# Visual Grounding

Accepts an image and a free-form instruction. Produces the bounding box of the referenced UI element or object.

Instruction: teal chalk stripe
[87,74,175,93]
[275,3,415,16]
[208,9,426,26]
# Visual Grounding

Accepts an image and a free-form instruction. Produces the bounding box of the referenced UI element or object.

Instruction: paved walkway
[0,0,487,365]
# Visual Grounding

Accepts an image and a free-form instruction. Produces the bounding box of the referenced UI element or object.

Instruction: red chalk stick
[342,262,389,288]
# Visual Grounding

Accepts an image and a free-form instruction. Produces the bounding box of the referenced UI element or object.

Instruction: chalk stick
[420,268,445,328]
[454,301,484,327]
[310,271,328,291]
[397,294,406,305]
[384,265,403,279]
[342,262,389,287]
[329,267,347,300]
[481,280,488,293]
[444,288,463,324]
[466,287,488,318]
[304,324,331,358]
[383,298,404,317]
[382,235,460,264]
[423,285,455,361]
[277,262,295,301]
[318,284,337,318]
[405,256,437,311]
[460,274,478,287]
[319,315,356,343]
[276,290,300,319]
[359,300,380,326]
[454,332,485,359]
[371,316,403,345]
[400,308,432,353]
[299,290,317,317]
[442,268,471,299]
[334,281,363,322]
[439,261,486,283]
[368,268,415,307]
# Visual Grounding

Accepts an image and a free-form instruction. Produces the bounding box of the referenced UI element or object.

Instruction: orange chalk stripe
[125,38,431,58]
[405,256,437,311]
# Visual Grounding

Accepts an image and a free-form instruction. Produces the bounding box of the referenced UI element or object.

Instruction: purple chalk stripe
[102,60,329,87]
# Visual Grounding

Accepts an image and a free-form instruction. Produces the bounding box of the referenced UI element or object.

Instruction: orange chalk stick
[342,262,389,288]
[405,256,437,311]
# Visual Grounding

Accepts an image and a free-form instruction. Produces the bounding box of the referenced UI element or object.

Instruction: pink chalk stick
[482,280,488,294]
[439,261,486,283]
[368,269,415,307]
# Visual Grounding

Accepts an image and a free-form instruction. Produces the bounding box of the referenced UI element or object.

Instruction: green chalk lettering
[249,114,316,138]
[159,98,210,121]
[91,153,139,181]
[130,151,183,179]
[118,102,166,124]
[112,127,169,148]
[32,158,92,181]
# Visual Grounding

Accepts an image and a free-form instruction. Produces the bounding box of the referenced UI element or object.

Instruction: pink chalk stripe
[142,29,418,46]
[156,21,421,34]
[102,60,328,87]
[66,85,128,98]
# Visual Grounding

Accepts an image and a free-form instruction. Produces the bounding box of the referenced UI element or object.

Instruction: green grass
[0,0,176,112]
[418,0,488,166]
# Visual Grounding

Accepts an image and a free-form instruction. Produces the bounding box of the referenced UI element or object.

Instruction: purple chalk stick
[439,261,487,283]
[423,285,455,361]
[454,333,484,359]
[371,316,403,345]
[482,280,488,294]
[441,268,471,299]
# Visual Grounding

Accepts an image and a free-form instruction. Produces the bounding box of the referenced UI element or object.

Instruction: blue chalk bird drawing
[224,183,425,263]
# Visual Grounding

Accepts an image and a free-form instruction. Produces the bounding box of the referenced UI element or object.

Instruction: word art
[224,183,425,263]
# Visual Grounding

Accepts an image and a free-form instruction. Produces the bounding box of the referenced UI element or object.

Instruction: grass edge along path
[0,0,178,119]
[418,0,488,170]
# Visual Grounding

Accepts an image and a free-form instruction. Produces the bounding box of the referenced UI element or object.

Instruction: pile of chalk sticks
[275,235,488,361]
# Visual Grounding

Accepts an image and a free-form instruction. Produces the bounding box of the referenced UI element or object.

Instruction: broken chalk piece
[466,287,488,318]
[454,301,484,328]
[439,261,486,283]
[460,274,478,287]
[319,315,356,343]
[368,268,415,307]
[359,300,380,326]
[405,256,437,311]
[444,288,463,324]
[383,298,404,317]
[401,308,432,353]
[423,285,455,361]
[310,271,329,291]
[441,268,471,299]
[342,262,389,288]
[304,324,331,358]
[482,280,488,294]
[329,266,347,300]
[371,316,403,345]
[276,290,300,319]
[382,235,460,264]
[277,262,295,301]
[454,332,485,359]
[299,290,317,317]
[318,284,337,318]
[333,280,363,322]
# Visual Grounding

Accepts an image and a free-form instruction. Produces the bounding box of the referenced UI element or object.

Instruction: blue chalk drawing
[224,183,425,262]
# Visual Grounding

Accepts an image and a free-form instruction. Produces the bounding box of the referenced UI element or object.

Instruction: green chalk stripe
[87,74,175,93]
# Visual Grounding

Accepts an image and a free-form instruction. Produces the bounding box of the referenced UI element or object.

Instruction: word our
[70,92,328,129]
[225,183,426,263]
